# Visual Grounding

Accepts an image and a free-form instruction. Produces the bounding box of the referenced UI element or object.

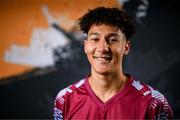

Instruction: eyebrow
[88,32,120,37]
[107,33,120,37]
[88,32,99,37]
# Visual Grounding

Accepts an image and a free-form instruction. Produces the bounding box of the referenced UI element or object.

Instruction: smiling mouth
[93,55,112,61]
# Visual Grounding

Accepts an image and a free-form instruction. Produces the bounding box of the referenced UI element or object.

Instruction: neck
[89,69,128,102]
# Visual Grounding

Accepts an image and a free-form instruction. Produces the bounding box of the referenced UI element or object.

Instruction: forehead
[88,24,123,37]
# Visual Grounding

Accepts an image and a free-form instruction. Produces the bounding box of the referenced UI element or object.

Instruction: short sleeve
[146,92,173,119]
[54,95,64,120]
[54,88,69,120]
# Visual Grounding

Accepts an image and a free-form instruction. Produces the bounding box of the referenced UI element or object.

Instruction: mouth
[93,55,112,62]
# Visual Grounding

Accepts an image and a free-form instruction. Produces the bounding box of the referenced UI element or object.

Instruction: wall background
[0,0,179,118]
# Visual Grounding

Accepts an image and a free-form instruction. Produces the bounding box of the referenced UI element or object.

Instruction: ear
[124,40,130,55]
[84,39,87,54]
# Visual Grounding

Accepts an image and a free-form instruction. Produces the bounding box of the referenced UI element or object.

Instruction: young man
[54,7,173,119]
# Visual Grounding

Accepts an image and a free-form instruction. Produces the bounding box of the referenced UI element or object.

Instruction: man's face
[84,24,130,74]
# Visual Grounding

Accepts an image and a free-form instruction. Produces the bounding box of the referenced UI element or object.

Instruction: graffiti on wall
[0,0,150,79]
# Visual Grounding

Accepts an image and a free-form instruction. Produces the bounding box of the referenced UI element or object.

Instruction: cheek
[116,42,128,54]
[113,45,125,59]
[116,45,124,54]
[117,47,123,53]
[85,44,95,55]
[84,45,95,64]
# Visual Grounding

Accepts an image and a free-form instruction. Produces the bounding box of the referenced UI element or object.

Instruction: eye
[89,38,99,42]
[109,39,118,43]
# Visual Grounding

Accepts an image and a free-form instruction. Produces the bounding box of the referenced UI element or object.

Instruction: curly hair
[79,7,136,39]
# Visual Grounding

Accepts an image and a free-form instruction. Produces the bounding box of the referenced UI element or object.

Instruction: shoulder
[131,79,173,118]
[55,78,86,105]
[131,79,165,100]
[130,79,169,108]
[53,79,86,119]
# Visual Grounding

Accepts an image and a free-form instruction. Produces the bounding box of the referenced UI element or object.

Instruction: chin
[94,68,111,75]
[97,71,111,75]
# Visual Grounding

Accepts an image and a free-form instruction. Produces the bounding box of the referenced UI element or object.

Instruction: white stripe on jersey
[132,80,144,90]
[143,90,151,96]
[75,79,85,88]
[57,86,72,98]
[54,107,63,120]
[148,86,165,103]
[57,79,85,99]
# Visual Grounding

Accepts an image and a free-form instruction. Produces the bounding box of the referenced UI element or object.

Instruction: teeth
[97,58,105,61]
[93,55,112,62]
[96,57,111,61]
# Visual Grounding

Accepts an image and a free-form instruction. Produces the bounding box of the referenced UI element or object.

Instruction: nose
[97,39,109,52]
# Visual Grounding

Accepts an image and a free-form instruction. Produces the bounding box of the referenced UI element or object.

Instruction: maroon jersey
[54,76,173,119]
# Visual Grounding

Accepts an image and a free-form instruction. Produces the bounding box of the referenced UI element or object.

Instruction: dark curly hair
[79,7,136,39]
